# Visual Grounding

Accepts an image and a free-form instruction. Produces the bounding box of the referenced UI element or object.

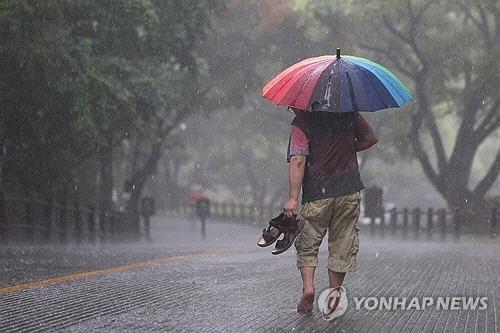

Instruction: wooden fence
[165,202,281,225]
[0,191,142,244]
[1,191,497,244]
[364,207,497,241]
[166,202,498,242]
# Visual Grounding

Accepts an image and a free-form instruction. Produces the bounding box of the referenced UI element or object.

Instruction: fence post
[109,212,116,241]
[60,202,68,243]
[427,208,434,241]
[74,203,82,243]
[453,208,460,242]
[239,204,244,220]
[232,203,237,220]
[390,208,397,238]
[0,190,9,242]
[438,209,446,241]
[402,208,409,239]
[491,207,497,239]
[99,209,106,243]
[26,192,36,243]
[47,200,57,242]
[221,203,227,219]
[413,208,421,240]
[88,206,96,243]
[115,212,121,240]
[224,202,229,219]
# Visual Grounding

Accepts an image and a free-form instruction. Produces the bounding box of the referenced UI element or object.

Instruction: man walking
[283,108,378,312]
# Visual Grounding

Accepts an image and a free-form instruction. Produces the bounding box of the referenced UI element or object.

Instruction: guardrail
[165,202,280,225]
[166,202,498,242]
[364,207,497,241]
[0,191,141,244]
[2,191,496,244]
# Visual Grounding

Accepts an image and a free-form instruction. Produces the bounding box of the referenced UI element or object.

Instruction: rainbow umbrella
[262,49,412,112]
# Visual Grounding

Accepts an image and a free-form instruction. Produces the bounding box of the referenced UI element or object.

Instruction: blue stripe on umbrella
[339,60,399,112]
[345,57,412,107]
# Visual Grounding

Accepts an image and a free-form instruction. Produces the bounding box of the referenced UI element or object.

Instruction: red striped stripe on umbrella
[262,56,333,110]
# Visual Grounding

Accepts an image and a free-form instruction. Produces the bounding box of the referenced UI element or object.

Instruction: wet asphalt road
[0,217,499,332]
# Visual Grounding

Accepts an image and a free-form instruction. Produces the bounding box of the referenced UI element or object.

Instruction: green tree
[0,0,224,212]
[295,0,500,210]
[169,0,317,207]
[66,0,160,209]
[0,0,97,199]
[121,0,225,216]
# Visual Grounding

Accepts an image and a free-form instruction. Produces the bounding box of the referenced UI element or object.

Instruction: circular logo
[318,286,348,321]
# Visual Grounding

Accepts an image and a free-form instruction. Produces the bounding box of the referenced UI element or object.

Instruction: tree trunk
[163,160,182,209]
[126,142,164,216]
[98,145,114,211]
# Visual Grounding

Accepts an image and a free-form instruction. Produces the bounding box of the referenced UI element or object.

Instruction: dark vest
[291,112,365,204]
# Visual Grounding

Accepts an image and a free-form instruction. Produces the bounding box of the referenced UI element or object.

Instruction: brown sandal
[257,213,291,247]
[272,217,304,255]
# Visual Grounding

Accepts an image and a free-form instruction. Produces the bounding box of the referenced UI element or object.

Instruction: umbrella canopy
[262,49,412,112]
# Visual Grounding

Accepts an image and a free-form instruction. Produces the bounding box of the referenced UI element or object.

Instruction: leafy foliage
[0,0,223,205]
[2,0,499,211]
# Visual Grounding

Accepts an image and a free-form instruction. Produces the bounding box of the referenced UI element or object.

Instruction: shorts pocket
[301,199,329,219]
[344,192,361,217]
[346,191,361,203]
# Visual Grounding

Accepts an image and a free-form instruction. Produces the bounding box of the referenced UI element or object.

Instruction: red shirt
[287,112,372,202]
[288,112,372,160]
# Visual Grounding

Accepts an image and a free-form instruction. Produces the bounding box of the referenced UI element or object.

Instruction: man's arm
[355,131,378,152]
[283,155,306,217]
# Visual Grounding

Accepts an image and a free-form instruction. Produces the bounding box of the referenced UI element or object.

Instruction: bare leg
[297,266,316,312]
[328,270,345,289]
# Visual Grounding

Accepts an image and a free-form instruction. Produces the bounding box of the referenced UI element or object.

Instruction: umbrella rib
[263,56,332,97]
[270,58,333,107]
[344,57,412,106]
[359,69,394,110]
[268,64,319,103]
[359,65,406,106]
[373,72,408,107]
[343,59,401,111]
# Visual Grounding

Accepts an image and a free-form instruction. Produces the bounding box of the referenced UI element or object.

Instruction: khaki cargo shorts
[295,191,361,273]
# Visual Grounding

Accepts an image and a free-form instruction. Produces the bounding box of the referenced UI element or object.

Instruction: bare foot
[297,289,315,312]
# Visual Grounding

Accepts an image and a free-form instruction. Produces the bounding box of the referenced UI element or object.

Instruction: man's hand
[283,198,299,218]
